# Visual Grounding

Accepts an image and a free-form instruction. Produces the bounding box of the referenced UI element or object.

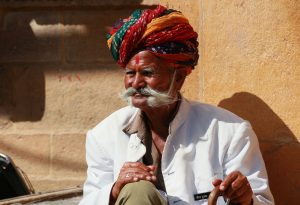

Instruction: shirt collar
[123,110,149,143]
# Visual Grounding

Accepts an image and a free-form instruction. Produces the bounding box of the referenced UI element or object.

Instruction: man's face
[123,50,179,110]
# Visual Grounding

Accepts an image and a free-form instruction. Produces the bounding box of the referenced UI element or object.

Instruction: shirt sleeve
[79,130,114,205]
[223,121,274,205]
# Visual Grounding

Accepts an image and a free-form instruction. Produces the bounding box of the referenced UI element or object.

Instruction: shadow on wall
[218,92,299,205]
[0,68,45,122]
[0,3,154,181]
[0,2,153,122]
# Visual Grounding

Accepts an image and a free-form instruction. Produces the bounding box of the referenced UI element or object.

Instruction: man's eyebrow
[124,66,156,71]
[124,68,133,72]
[141,67,155,71]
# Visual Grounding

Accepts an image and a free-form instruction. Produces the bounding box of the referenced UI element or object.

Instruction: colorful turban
[106,5,199,72]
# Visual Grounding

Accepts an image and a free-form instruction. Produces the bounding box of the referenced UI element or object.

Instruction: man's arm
[79,130,114,205]
[215,122,274,205]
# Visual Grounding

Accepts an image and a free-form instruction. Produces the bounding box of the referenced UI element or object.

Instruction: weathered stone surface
[0,134,51,176]
[51,134,86,177]
[0,11,62,63]
[260,142,300,205]
[218,92,297,144]
[0,64,125,134]
[41,65,125,132]
[201,0,300,141]
[0,66,45,122]
[30,179,84,193]
[64,9,135,64]
[33,196,82,205]
[200,1,299,204]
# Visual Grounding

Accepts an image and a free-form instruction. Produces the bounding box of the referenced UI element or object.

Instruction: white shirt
[80,98,274,205]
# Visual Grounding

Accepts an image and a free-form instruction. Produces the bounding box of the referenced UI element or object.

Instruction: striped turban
[106,5,199,72]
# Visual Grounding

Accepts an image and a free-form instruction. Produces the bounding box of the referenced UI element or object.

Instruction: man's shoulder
[182,100,251,141]
[186,99,245,123]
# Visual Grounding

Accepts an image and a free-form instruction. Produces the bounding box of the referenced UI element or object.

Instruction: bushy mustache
[121,87,152,98]
[120,87,177,107]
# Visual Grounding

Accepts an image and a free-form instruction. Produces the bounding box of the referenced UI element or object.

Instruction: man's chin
[130,96,148,108]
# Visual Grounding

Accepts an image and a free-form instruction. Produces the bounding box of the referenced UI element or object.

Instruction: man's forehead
[135,55,140,65]
[125,61,159,70]
[130,51,157,61]
[127,51,162,68]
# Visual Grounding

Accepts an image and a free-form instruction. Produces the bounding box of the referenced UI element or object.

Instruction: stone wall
[0,0,137,192]
[0,1,299,204]
[198,1,299,205]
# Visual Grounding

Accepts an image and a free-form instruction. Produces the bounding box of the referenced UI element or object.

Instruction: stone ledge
[31,179,84,193]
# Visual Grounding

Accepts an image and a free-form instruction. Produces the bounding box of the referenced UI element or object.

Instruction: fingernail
[133,177,138,181]
[146,176,151,180]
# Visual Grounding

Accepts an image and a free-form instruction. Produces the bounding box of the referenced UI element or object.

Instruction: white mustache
[120,87,177,107]
[121,87,153,98]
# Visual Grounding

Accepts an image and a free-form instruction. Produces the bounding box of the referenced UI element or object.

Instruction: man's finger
[231,182,252,199]
[220,171,240,191]
[124,162,152,171]
[229,185,253,205]
[232,174,248,191]
[212,178,222,187]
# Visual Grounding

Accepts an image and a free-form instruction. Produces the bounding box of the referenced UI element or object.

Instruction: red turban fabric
[107,5,199,72]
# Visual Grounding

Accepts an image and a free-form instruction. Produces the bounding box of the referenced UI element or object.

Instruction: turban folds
[107,5,199,71]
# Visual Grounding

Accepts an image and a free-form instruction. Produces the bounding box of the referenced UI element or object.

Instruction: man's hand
[110,162,156,202]
[212,171,253,205]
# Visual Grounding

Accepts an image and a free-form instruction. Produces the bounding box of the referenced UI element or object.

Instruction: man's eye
[141,70,154,76]
[125,71,135,76]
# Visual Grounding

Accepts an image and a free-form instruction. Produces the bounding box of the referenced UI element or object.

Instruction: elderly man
[80,5,274,205]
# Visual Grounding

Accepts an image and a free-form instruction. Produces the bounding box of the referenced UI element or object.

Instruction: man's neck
[143,99,181,139]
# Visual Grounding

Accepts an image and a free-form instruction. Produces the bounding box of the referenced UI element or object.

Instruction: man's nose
[131,74,145,89]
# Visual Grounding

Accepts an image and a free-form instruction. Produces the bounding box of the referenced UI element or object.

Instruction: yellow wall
[157,1,300,204]
[0,1,298,204]
[201,1,299,204]
[152,0,300,204]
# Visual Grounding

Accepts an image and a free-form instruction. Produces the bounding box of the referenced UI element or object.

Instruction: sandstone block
[63,9,136,64]
[0,11,62,63]
[41,65,125,132]
[1,65,125,133]
[0,66,45,122]
[31,178,85,193]
[0,134,51,176]
[51,134,86,177]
